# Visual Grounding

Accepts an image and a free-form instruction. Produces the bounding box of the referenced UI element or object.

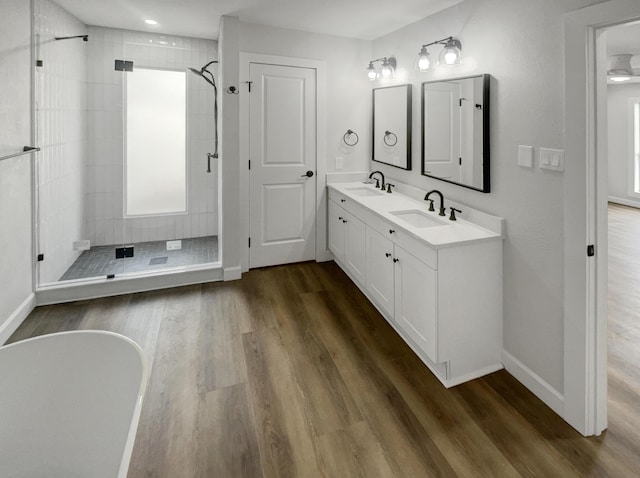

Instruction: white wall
[219,16,241,279]
[86,27,219,247]
[34,0,87,284]
[239,22,372,173]
[608,83,640,206]
[0,0,34,338]
[371,0,605,396]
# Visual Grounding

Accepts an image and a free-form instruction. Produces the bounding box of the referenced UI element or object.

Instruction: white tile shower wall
[86,27,218,247]
[34,0,87,284]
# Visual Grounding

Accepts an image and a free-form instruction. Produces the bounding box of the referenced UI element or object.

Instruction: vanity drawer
[328,188,348,205]
[394,230,437,270]
[365,212,437,270]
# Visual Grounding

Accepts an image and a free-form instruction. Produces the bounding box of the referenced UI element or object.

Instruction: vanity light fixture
[417,36,462,71]
[608,54,634,82]
[366,57,396,81]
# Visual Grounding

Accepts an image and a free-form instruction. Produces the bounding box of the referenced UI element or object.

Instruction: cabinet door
[344,212,366,286]
[365,227,395,318]
[394,246,438,362]
[328,200,345,263]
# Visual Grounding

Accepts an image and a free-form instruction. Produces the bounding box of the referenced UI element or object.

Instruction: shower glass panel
[119,32,219,277]
[33,1,220,287]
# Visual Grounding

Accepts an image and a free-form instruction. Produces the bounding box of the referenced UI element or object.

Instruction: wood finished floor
[8,205,640,477]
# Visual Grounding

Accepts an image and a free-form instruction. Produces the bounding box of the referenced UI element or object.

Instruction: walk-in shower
[33,0,221,288]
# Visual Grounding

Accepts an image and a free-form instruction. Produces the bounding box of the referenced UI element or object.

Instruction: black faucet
[424,190,446,216]
[369,171,385,190]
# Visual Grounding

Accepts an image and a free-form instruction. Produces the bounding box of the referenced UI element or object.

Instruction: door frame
[239,53,328,272]
[563,0,640,436]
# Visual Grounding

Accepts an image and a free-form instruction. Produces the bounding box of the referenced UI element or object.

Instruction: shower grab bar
[0,146,40,163]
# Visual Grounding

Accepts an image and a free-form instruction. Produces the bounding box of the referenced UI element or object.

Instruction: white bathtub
[0,331,148,478]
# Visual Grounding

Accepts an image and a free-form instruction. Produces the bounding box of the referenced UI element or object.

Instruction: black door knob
[301,170,314,178]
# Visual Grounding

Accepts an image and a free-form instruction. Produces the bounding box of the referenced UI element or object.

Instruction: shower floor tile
[59,236,218,281]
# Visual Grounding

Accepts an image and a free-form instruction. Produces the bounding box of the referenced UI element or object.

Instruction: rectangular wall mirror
[421,74,490,192]
[372,84,412,170]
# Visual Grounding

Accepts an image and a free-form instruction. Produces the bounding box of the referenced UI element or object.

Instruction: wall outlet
[539,148,564,172]
[166,240,182,251]
[517,145,533,168]
[335,156,344,170]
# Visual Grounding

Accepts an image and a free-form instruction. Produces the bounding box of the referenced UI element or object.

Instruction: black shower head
[188,62,218,89]
[55,34,89,42]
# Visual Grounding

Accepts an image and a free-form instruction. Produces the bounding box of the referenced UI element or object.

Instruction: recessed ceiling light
[145,19,158,25]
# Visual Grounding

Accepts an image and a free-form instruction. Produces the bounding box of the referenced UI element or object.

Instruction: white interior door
[423,81,462,180]
[249,63,317,268]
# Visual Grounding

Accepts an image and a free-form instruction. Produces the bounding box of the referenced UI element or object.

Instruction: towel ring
[343,129,359,146]
[384,130,398,147]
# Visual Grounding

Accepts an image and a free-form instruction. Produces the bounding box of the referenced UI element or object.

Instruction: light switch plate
[518,145,533,168]
[539,148,564,172]
[335,156,344,170]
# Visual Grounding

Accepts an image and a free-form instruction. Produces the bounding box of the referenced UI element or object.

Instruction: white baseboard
[316,250,333,263]
[223,266,242,281]
[0,293,36,344]
[502,349,564,417]
[445,363,504,388]
[608,196,640,209]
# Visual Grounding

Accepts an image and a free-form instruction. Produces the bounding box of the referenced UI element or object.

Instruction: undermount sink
[390,209,448,228]
[345,186,385,197]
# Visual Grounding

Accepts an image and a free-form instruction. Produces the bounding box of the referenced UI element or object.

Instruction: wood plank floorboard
[7,205,640,476]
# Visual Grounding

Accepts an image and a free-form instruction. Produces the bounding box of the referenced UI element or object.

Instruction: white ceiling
[53,0,464,41]
[607,21,640,58]
[606,21,640,83]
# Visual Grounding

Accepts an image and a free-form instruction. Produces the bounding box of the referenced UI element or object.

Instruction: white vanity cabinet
[328,199,366,286]
[393,246,438,363]
[327,183,503,388]
[365,226,438,363]
[364,228,395,318]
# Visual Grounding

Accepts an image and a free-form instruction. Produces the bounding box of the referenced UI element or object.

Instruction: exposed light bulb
[439,38,462,66]
[443,49,459,65]
[145,19,158,25]
[367,62,377,81]
[381,59,393,78]
[418,47,430,72]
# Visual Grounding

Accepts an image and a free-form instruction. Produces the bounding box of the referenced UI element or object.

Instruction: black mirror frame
[421,74,490,193]
[372,84,412,171]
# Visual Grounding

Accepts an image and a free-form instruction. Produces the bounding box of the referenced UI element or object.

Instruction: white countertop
[328,182,503,248]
